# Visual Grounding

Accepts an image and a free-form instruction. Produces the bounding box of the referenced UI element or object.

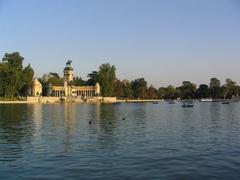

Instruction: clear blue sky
[1,0,240,87]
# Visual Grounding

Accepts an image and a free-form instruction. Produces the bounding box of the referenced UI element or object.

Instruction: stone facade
[31,78,42,96]
[32,60,100,98]
[51,84,100,98]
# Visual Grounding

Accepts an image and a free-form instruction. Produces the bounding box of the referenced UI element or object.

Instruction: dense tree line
[1,52,240,99]
[156,78,240,100]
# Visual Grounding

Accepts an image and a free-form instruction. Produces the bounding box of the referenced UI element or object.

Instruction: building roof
[64,66,73,71]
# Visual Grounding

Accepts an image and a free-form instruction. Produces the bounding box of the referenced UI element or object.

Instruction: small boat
[222,100,230,104]
[182,100,194,108]
[152,101,158,104]
[199,98,213,102]
[168,100,175,104]
[222,93,230,104]
[222,94,230,104]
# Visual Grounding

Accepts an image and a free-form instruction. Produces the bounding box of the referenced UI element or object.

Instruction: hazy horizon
[1,0,240,87]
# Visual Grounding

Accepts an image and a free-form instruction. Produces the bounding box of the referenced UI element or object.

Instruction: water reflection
[94,104,118,149]
[0,104,34,161]
[63,103,77,151]
[1,103,240,179]
[30,104,43,138]
[63,103,76,133]
[133,103,147,127]
[98,104,116,132]
[209,102,221,122]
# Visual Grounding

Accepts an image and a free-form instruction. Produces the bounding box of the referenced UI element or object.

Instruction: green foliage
[177,81,196,99]
[98,63,116,97]
[223,78,237,99]
[115,79,133,98]
[209,78,221,99]
[0,52,34,98]
[157,87,166,99]
[131,78,147,99]
[123,81,133,98]
[236,86,240,96]
[115,79,124,98]
[87,71,99,86]
[72,77,87,86]
[48,77,64,86]
[41,73,64,86]
[164,85,176,99]
[196,84,209,98]
[49,72,60,78]
[147,85,158,99]
[21,64,34,96]
[22,64,34,84]
[39,73,64,96]
[2,52,23,70]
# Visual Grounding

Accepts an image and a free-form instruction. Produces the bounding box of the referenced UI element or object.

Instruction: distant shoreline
[0,99,164,104]
[0,99,237,104]
[0,101,30,104]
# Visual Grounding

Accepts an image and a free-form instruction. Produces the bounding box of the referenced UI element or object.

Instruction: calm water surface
[1,102,240,179]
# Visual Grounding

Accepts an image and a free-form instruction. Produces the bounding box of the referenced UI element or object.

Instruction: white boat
[182,100,194,108]
[200,98,213,102]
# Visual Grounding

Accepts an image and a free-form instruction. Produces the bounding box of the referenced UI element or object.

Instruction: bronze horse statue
[66,60,72,66]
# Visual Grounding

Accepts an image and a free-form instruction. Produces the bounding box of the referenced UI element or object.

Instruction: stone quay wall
[27,96,60,103]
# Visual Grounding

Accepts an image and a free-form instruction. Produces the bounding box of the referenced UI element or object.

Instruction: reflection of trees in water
[98,104,116,133]
[130,103,147,127]
[0,104,34,161]
[91,104,119,149]
[42,103,78,152]
[209,103,236,132]
[210,102,221,122]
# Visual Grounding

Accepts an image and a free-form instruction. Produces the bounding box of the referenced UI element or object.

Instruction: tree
[72,76,87,86]
[235,85,240,97]
[178,81,196,99]
[147,85,158,99]
[123,81,133,98]
[0,52,34,98]
[49,72,60,78]
[115,79,124,98]
[0,63,8,97]
[223,78,237,99]
[131,78,147,99]
[2,52,24,97]
[21,64,34,96]
[39,73,64,96]
[2,52,23,69]
[158,87,166,99]
[164,85,176,99]
[47,76,64,86]
[209,78,221,99]
[98,63,116,97]
[87,71,99,86]
[196,84,209,99]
